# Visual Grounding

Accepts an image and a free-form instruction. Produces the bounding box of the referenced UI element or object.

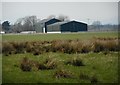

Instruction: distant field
[2,32,119,83]
[2,32,118,42]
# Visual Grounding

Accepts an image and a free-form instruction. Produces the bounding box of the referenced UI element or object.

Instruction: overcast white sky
[1,0,119,2]
[1,2,119,25]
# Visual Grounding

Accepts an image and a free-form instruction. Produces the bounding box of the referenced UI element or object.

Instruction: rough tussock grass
[20,56,58,71]
[53,69,74,78]
[65,57,85,66]
[2,37,119,56]
[20,57,32,71]
[2,52,118,83]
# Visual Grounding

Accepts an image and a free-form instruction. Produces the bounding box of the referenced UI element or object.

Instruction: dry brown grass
[2,37,119,55]
[2,42,15,55]
[20,57,32,71]
[38,57,58,70]
[66,57,85,66]
[54,69,73,78]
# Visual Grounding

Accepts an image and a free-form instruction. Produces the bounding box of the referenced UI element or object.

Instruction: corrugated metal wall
[61,21,87,32]
[45,18,61,33]
[47,24,61,32]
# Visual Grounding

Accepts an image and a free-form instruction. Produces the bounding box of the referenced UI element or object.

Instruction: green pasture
[2,32,118,42]
[2,32,119,83]
[2,52,118,83]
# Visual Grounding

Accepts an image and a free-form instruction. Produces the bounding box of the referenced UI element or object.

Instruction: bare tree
[12,15,38,32]
[23,16,37,31]
[11,18,24,33]
[12,23,23,33]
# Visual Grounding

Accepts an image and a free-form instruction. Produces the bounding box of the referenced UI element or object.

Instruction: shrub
[12,42,26,53]
[45,59,57,69]
[51,40,72,53]
[81,42,92,53]
[66,57,84,66]
[103,50,109,55]
[25,42,34,52]
[93,39,119,52]
[20,57,32,71]
[68,40,82,53]
[42,44,52,52]
[93,40,105,52]
[51,40,62,52]
[72,57,84,66]
[2,42,15,55]
[61,41,71,53]
[38,63,47,70]
[105,40,119,51]
[30,60,40,71]
[33,48,42,55]
[54,69,73,78]
[38,57,57,70]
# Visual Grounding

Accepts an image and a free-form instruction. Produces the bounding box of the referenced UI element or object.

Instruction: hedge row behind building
[35,18,87,33]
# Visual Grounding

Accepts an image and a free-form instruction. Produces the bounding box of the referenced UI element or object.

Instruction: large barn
[47,21,87,33]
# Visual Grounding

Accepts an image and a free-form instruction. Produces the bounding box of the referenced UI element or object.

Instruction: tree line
[1,15,70,33]
[0,15,118,33]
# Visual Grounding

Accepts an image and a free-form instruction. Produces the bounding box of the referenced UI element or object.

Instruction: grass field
[2,32,118,42]
[2,32,119,83]
[2,52,118,83]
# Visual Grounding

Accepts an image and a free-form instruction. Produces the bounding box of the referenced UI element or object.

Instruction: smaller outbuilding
[47,21,87,33]
[45,18,61,33]
[35,18,61,33]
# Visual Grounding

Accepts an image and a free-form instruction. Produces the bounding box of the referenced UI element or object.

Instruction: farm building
[47,21,87,33]
[35,18,61,33]
[45,18,61,33]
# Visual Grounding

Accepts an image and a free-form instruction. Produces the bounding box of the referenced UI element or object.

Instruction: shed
[47,22,67,33]
[45,18,61,33]
[34,19,49,33]
[47,21,87,33]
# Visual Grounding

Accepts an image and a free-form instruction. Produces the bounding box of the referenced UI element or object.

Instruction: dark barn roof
[47,20,87,32]
[45,18,61,33]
